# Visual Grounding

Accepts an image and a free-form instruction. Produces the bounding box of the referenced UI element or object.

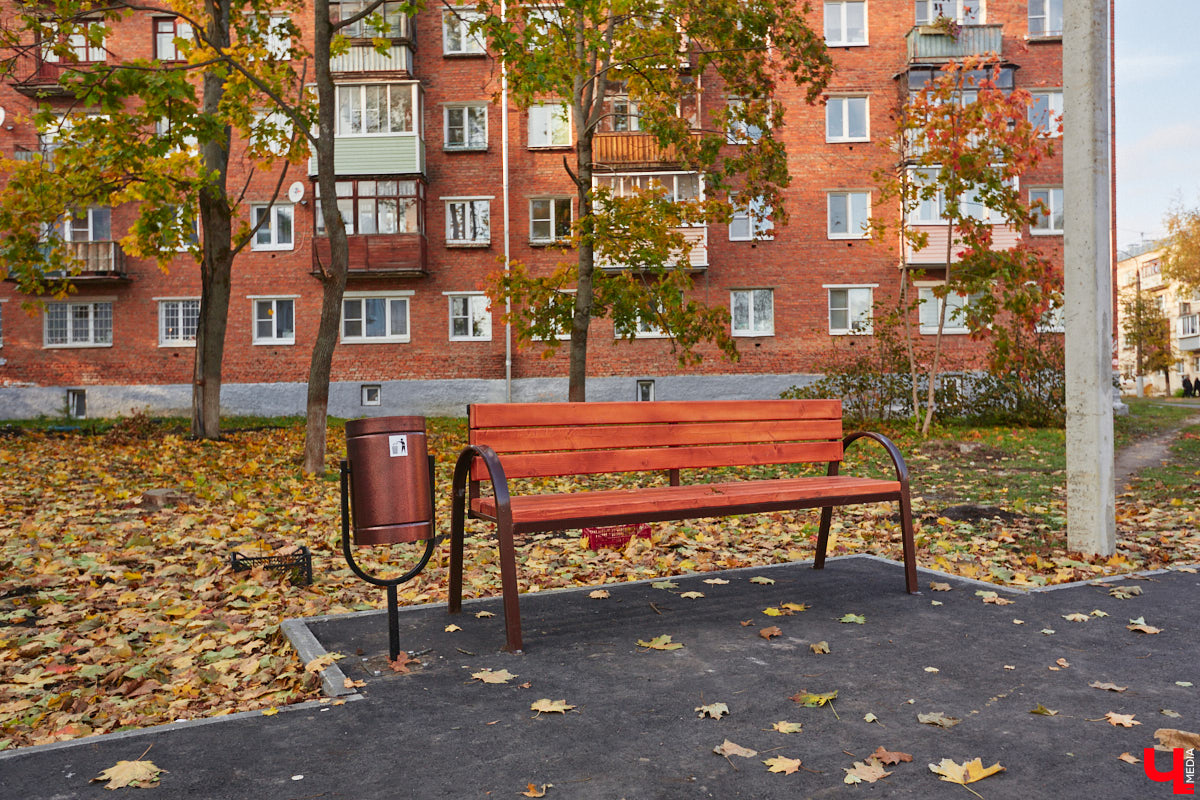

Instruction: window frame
[444,197,491,246]
[729,197,774,242]
[316,179,424,236]
[1030,187,1064,235]
[529,197,573,243]
[827,191,871,239]
[915,0,984,25]
[1029,90,1063,137]
[825,95,870,143]
[341,292,413,344]
[824,1,868,47]
[153,16,192,62]
[442,7,485,55]
[332,1,410,39]
[251,297,296,345]
[730,288,775,337]
[444,103,488,150]
[43,18,107,64]
[917,285,974,335]
[335,82,418,137]
[826,285,875,335]
[528,103,571,148]
[446,292,492,341]
[157,297,200,347]
[250,204,294,251]
[726,98,765,145]
[43,300,114,348]
[1027,0,1062,37]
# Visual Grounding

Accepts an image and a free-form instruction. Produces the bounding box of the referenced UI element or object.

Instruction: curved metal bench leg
[813,505,834,570]
[899,491,919,593]
[496,521,523,653]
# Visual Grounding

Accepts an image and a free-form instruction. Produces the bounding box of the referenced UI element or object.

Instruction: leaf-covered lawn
[0,412,1196,750]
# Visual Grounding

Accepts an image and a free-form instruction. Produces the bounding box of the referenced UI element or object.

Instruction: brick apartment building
[0,0,1067,420]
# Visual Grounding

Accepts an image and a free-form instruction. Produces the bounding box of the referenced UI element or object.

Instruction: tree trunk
[921,210,956,437]
[190,0,234,440]
[302,0,351,475]
[567,73,598,403]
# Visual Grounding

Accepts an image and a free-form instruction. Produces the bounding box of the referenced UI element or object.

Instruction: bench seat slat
[470,476,902,532]
[470,399,841,429]
[472,418,844,455]
[470,440,844,481]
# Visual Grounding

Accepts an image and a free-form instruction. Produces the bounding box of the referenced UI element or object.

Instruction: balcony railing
[10,59,77,98]
[312,233,427,278]
[904,224,1019,265]
[598,225,707,272]
[593,132,700,169]
[906,24,1003,62]
[330,43,414,75]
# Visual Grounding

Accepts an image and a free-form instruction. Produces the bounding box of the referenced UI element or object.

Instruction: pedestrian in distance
[1183,376,1194,398]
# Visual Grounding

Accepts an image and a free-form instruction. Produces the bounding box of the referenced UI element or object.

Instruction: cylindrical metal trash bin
[344,416,434,545]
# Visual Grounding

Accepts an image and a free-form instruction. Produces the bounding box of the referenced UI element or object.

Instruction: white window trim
[443,103,488,150]
[443,197,491,246]
[251,297,297,345]
[444,291,492,341]
[334,83,420,138]
[824,283,878,335]
[528,103,571,149]
[1030,89,1063,138]
[529,196,573,244]
[250,204,294,251]
[0,297,7,348]
[827,191,871,239]
[825,94,870,143]
[730,288,775,337]
[42,298,116,349]
[729,199,774,242]
[156,296,201,348]
[341,290,415,344]
[1027,0,1063,37]
[916,0,985,25]
[916,283,972,335]
[442,7,485,55]
[824,0,868,47]
[1029,186,1064,235]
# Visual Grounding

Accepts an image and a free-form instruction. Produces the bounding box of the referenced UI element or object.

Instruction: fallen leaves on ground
[1127,617,1162,634]
[810,641,830,654]
[530,699,574,715]
[790,690,837,707]
[929,758,1005,785]
[772,721,803,734]
[759,626,782,640]
[637,635,683,651]
[471,669,517,684]
[1030,703,1059,716]
[695,702,729,720]
[839,613,866,624]
[1118,752,1140,764]
[763,756,802,775]
[1105,712,1141,728]
[1090,681,1128,693]
[91,758,165,789]
[872,746,912,765]
[1154,729,1200,750]
[713,739,757,758]
[521,783,550,797]
[588,590,609,599]
[918,712,961,728]
[976,590,1014,606]
[844,758,891,784]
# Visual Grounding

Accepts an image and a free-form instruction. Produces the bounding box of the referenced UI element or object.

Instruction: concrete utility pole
[1063,0,1116,555]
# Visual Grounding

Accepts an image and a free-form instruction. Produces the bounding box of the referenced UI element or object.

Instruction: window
[316,180,423,235]
[342,294,411,342]
[826,95,869,142]
[333,1,408,38]
[595,172,702,204]
[251,204,294,250]
[918,287,975,334]
[616,301,667,339]
[824,1,866,46]
[445,198,490,245]
[159,299,200,346]
[256,14,292,60]
[44,301,112,347]
[448,294,491,341]
[828,191,870,238]
[528,103,570,148]
[530,198,572,242]
[610,98,639,132]
[336,83,416,135]
[907,169,998,224]
[1029,91,1063,136]
[729,198,773,241]
[828,286,874,334]
[726,99,765,144]
[1028,0,1062,37]
[731,289,774,336]
[44,19,107,63]
[915,0,982,25]
[445,104,487,150]
[66,389,86,419]
[154,17,192,61]
[361,384,381,406]
[443,8,485,54]
[249,111,293,157]
[253,298,295,344]
[1030,187,1064,234]
[636,380,655,402]
[57,206,111,242]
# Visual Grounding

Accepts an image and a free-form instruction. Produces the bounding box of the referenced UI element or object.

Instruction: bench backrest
[467,399,844,481]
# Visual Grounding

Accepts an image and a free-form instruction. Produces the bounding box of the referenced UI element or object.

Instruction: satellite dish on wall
[287,181,305,203]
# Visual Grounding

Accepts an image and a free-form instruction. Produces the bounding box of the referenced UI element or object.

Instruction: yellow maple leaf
[471,668,517,684]
[91,759,166,789]
[763,755,802,774]
[530,698,574,715]
[772,721,803,733]
[521,783,550,797]
[928,757,1005,785]
[637,634,683,651]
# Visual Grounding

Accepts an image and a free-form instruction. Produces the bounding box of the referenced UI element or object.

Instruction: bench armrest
[837,431,911,494]
[452,444,513,527]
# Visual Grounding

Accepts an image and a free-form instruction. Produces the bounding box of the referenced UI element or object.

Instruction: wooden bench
[449,399,917,652]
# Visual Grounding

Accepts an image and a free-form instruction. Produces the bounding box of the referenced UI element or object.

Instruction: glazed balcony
[906,24,1003,62]
[312,233,427,278]
[1179,314,1199,352]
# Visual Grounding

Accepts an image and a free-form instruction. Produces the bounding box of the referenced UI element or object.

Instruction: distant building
[0,0,1072,420]
[1115,246,1200,395]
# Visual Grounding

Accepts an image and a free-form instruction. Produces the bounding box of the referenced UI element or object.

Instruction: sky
[1114,1,1200,253]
